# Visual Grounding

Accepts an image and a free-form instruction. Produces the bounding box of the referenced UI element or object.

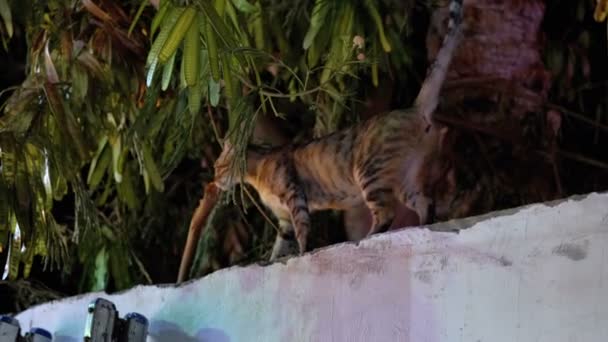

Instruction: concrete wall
[15,192,608,342]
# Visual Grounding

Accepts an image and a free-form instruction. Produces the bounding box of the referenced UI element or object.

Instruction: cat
[213,0,464,260]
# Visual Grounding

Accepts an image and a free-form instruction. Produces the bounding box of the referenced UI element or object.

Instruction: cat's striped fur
[214,0,464,259]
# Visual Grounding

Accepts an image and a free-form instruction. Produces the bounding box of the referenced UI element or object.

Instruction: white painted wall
[15,192,608,342]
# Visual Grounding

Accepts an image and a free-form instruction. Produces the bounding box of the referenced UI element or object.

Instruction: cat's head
[423,158,483,222]
[412,124,483,222]
[213,141,241,190]
[213,141,268,190]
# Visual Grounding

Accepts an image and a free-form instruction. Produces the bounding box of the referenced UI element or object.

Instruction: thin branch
[547,103,608,134]
[206,104,223,144]
[557,150,608,171]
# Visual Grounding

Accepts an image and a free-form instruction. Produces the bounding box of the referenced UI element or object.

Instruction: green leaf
[71,65,89,102]
[148,98,174,138]
[33,226,48,256]
[230,0,257,13]
[0,144,16,184]
[0,0,13,38]
[151,0,170,38]
[320,2,354,84]
[198,0,246,67]
[251,1,264,50]
[199,48,210,79]
[14,166,32,245]
[22,241,35,278]
[188,81,203,114]
[110,135,123,183]
[95,180,113,206]
[214,0,227,16]
[204,18,221,82]
[43,83,90,161]
[22,222,47,278]
[147,6,186,66]
[1,110,36,134]
[224,0,245,43]
[303,0,330,50]
[147,6,186,86]
[87,136,110,189]
[92,247,109,291]
[142,143,164,192]
[142,167,151,194]
[1,86,39,134]
[6,216,20,280]
[161,51,177,91]
[128,0,149,37]
[50,156,68,201]
[221,54,235,99]
[76,51,105,80]
[117,167,140,210]
[146,58,159,88]
[0,179,10,250]
[363,0,392,52]
[41,152,53,209]
[109,244,132,290]
[208,78,220,106]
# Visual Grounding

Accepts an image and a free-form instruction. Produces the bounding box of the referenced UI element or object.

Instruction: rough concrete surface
[15,192,608,342]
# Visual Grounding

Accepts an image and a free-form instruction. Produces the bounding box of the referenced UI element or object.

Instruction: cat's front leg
[269,219,299,261]
[282,184,311,255]
[403,190,435,226]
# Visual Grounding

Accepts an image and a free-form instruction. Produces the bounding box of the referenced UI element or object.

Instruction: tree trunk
[344,0,558,237]
[437,0,558,213]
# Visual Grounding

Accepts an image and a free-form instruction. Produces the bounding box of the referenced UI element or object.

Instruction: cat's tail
[414,0,464,125]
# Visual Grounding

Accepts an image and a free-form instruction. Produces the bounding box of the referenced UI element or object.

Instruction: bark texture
[344,0,558,237]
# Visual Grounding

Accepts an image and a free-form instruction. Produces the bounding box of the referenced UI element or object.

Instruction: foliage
[543,0,608,193]
[0,0,426,298]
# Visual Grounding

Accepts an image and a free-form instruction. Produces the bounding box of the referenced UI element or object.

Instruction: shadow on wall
[53,336,78,342]
[51,320,230,342]
[148,320,231,342]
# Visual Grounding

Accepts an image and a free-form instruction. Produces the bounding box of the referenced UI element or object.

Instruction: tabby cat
[213,0,464,260]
